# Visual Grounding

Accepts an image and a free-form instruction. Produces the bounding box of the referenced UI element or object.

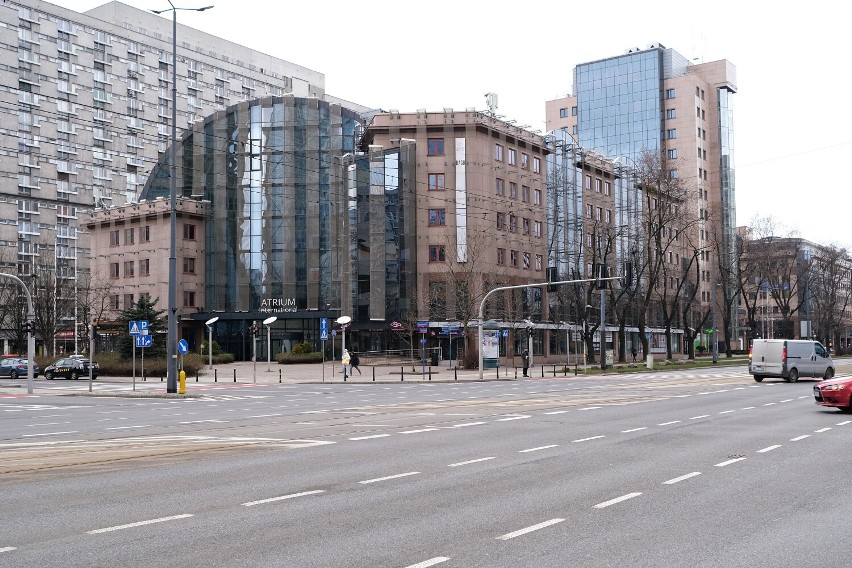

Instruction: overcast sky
[53,0,852,251]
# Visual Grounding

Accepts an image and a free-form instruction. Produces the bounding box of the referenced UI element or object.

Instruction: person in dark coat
[521,349,529,377]
[350,351,362,375]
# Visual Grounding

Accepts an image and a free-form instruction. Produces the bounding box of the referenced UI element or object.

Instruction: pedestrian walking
[631,346,637,362]
[350,351,362,375]
[521,349,529,377]
[341,349,351,379]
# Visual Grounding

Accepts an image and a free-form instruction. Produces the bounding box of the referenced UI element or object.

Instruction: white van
[749,339,834,383]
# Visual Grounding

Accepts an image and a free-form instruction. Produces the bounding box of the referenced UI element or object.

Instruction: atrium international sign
[259,298,297,313]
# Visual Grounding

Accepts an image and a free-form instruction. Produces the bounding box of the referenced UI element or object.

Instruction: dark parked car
[44,358,99,380]
[814,375,852,412]
[0,357,40,379]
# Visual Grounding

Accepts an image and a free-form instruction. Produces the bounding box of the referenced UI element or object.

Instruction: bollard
[196,371,199,382]
[428,367,432,381]
[454,367,458,381]
[214,368,218,382]
[160,373,164,382]
[279,369,282,383]
[372,367,375,382]
[233,369,236,383]
[179,370,186,394]
[143,370,146,382]
[401,367,404,381]
[540,366,544,378]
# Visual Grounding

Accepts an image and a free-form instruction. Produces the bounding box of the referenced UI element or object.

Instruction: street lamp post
[263,316,277,371]
[150,2,213,394]
[205,316,219,368]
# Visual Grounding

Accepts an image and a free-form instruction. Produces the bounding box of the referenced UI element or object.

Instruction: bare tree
[74,269,113,352]
[808,245,852,350]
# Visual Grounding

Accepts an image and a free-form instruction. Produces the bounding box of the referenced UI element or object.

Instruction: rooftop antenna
[485,92,498,115]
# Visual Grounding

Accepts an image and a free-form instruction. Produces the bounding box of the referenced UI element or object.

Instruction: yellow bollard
[179,369,186,394]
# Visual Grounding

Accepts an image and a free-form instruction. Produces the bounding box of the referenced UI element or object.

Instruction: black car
[44,358,99,380]
[0,357,40,379]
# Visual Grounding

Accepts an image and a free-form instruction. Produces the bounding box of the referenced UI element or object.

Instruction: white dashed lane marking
[242,490,325,507]
[519,445,559,453]
[715,457,746,467]
[757,445,782,453]
[572,435,605,443]
[496,518,565,540]
[663,472,701,485]
[447,457,496,468]
[359,472,420,485]
[594,493,642,509]
[87,514,193,535]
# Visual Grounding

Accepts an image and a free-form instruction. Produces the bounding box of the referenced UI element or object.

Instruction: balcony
[17,175,40,190]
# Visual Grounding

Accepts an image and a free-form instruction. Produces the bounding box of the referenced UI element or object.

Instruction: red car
[813,376,852,411]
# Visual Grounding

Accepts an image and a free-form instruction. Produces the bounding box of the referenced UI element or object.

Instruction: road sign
[417,320,429,333]
[135,335,153,348]
[421,338,427,344]
[502,329,508,337]
[129,320,149,336]
[178,339,189,355]
[320,317,329,341]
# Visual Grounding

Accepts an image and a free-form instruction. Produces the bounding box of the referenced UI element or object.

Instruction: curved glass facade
[141,96,416,357]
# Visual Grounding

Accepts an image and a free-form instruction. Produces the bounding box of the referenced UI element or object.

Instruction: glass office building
[141,96,417,358]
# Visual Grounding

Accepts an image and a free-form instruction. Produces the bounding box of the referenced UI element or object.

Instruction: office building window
[110,294,120,310]
[508,148,516,166]
[666,109,676,119]
[521,153,528,169]
[110,229,120,246]
[142,225,151,242]
[595,179,602,193]
[183,257,196,274]
[559,108,568,118]
[510,250,518,267]
[183,224,196,240]
[535,254,543,271]
[496,212,505,230]
[429,245,445,262]
[585,175,592,190]
[110,262,119,278]
[428,173,445,191]
[533,157,541,173]
[509,182,517,199]
[595,207,602,221]
[522,218,530,235]
[605,210,612,223]
[586,204,593,218]
[125,228,135,244]
[495,144,504,162]
[666,88,676,99]
[572,106,577,116]
[124,294,134,309]
[667,129,677,139]
[183,290,195,307]
[509,214,518,233]
[669,149,678,159]
[428,209,446,226]
[497,248,505,265]
[523,252,530,269]
[534,221,542,238]
[534,189,541,205]
[124,261,135,277]
[521,185,530,203]
[495,178,504,196]
[140,258,150,276]
[604,182,610,196]
[427,138,444,156]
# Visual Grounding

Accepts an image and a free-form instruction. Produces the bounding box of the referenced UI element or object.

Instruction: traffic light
[91,323,100,338]
[23,320,33,335]
[250,324,259,336]
[546,267,558,292]
[595,263,608,289]
[622,260,634,288]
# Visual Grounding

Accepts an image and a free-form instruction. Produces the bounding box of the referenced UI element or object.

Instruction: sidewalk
[0,356,752,396]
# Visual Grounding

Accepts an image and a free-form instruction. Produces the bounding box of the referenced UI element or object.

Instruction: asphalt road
[2,363,851,567]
